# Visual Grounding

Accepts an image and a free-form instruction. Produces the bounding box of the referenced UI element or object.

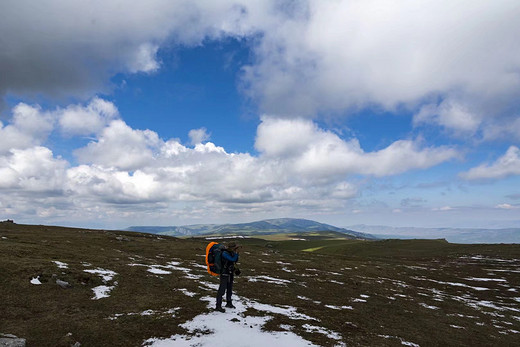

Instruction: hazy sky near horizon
[1,0,520,229]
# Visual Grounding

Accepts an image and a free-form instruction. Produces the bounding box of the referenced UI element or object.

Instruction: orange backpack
[205,242,224,276]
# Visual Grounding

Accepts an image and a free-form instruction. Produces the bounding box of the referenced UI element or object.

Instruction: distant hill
[127,218,376,240]
[347,225,520,244]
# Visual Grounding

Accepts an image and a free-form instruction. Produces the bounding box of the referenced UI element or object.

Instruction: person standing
[215,242,240,312]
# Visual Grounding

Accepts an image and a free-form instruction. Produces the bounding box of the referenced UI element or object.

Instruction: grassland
[1,222,520,346]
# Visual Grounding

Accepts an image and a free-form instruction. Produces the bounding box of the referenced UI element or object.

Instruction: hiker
[215,242,240,312]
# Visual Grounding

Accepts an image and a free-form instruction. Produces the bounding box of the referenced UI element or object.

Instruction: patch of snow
[1,236,7,239]
[178,288,197,297]
[84,268,116,282]
[148,267,172,275]
[360,294,370,298]
[378,335,420,347]
[447,313,478,319]
[327,271,343,276]
[276,261,291,265]
[329,280,345,285]
[109,308,180,320]
[185,273,204,280]
[30,276,41,285]
[419,303,439,310]
[53,261,68,269]
[143,295,326,347]
[302,324,344,343]
[464,277,507,282]
[198,280,219,290]
[325,305,353,310]
[485,269,520,273]
[450,295,520,313]
[411,276,490,291]
[450,325,465,329]
[92,285,114,300]
[247,275,291,286]
[352,299,367,303]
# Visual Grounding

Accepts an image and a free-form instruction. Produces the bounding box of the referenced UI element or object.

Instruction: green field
[2,222,520,346]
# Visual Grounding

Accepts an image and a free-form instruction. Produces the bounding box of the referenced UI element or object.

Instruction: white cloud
[0,147,67,191]
[432,206,454,211]
[2,102,459,223]
[128,43,161,73]
[74,120,161,170]
[242,0,520,122]
[188,127,211,145]
[460,146,520,180]
[58,97,119,136]
[495,203,519,210]
[256,117,458,178]
[482,116,520,141]
[414,99,481,134]
[0,103,54,153]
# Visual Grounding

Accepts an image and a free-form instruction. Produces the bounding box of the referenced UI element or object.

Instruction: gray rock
[0,334,26,347]
[56,279,71,288]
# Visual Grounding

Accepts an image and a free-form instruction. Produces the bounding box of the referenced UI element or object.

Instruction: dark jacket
[221,250,239,275]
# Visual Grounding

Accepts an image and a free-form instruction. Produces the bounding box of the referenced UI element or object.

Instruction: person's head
[227,242,239,252]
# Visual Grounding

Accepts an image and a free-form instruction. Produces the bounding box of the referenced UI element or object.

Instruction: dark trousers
[216,273,234,308]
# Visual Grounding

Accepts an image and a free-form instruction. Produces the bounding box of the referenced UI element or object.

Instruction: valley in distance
[1,218,520,346]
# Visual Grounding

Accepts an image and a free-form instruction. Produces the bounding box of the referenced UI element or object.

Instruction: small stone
[0,333,26,347]
[56,279,71,288]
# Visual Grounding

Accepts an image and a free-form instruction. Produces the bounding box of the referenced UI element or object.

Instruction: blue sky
[1,1,519,230]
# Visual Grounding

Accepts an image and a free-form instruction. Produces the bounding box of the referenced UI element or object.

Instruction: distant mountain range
[127,218,376,240]
[347,225,520,244]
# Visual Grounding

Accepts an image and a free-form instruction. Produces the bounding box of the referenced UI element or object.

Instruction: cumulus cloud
[0,103,54,154]
[495,203,519,210]
[414,99,482,134]
[128,43,161,74]
[188,127,211,145]
[74,120,161,170]
[460,146,520,180]
[0,146,67,192]
[58,97,119,136]
[0,100,461,223]
[256,117,458,178]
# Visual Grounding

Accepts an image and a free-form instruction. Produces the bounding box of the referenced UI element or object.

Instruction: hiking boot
[225,303,236,309]
[215,306,226,313]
